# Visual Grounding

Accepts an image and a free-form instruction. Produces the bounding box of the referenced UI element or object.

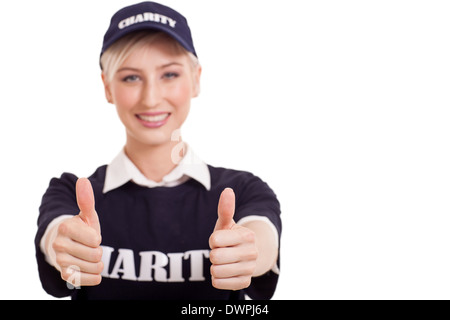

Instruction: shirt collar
[103,144,211,193]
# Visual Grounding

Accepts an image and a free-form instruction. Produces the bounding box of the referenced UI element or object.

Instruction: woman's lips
[136,112,171,128]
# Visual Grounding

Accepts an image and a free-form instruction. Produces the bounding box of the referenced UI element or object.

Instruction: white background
[1,0,449,300]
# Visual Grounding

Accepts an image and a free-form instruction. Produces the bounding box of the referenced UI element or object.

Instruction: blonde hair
[100,31,200,83]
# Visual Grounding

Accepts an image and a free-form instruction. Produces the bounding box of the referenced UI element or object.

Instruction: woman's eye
[163,72,179,80]
[123,75,140,82]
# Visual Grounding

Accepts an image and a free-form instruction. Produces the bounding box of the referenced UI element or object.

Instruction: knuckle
[238,246,258,262]
[92,274,102,286]
[248,247,258,261]
[96,261,104,274]
[60,268,73,281]
[211,277,221,289]
[91,247,103,262]
[57,221,69,236]
[210,265,222,278]
[93,234,102,247]
[209,249,219,264]
[246,263,256,276]
[52,238,65,253]
[209,234,218,249]
[209,250,216,263]
[210,265,217,277]
[241,277,252,289]
[242,229,255,243]
[55,255,68,268]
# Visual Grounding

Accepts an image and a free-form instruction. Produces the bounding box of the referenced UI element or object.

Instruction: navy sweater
[35,165,281,300]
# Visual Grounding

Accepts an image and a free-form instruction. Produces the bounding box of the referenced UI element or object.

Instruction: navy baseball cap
[100,1,197,64]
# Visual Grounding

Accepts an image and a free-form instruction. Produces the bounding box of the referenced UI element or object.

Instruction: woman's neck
[124,138,185,183]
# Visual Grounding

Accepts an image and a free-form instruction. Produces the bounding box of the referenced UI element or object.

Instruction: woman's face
[103,37,201,149]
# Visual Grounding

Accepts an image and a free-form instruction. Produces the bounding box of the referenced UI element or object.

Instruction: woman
[35,1,281,300]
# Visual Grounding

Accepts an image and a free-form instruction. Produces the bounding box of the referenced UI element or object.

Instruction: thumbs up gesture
[209,188,258,290]
[52,178,103,287]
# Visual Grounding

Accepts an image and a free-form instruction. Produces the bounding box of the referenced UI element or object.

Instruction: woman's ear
[101,73,114,104]
[192,65,202,98]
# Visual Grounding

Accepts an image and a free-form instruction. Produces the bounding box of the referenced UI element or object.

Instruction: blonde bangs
[100,31,199,82]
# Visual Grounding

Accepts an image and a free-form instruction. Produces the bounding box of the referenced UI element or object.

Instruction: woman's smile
[136,112,171,128]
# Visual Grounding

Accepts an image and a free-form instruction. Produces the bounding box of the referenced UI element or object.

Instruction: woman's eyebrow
[159,62,183,69]
[117,62,183,72]
[117,67,141,73]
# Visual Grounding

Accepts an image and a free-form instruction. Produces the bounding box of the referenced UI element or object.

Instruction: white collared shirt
[103,144,211,193]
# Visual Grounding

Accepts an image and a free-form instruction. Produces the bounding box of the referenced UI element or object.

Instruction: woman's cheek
[114,87,140,111]
[169,82,193,108]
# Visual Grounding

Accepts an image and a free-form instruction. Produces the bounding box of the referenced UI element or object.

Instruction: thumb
[76,178,101,234]
[214,188,236,231]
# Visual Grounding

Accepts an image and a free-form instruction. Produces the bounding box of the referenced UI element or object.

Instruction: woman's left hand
[209,188,258,290]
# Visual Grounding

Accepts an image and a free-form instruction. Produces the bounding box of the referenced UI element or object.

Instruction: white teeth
[138,113,169,122]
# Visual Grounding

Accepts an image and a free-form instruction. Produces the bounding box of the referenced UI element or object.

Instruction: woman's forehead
[120,40,189,67]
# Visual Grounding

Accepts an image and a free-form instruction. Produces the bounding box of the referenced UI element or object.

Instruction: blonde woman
[35,1,281,300]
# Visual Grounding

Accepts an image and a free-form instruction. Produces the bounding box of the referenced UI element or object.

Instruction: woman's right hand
[51,178,103,287]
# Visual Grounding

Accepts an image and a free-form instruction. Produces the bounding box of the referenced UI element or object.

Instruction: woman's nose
[141,80,162,108]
